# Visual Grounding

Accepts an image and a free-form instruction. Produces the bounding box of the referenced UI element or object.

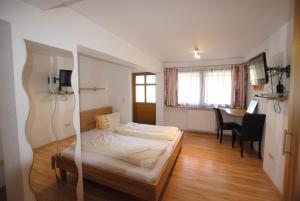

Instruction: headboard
[80,106,113,132]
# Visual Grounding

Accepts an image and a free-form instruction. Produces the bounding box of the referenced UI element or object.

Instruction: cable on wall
[48,73,61,183]
[268,65,290,114]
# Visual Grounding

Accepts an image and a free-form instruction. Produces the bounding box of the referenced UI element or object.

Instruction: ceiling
[22,0,293,62]
[69,0,292,62]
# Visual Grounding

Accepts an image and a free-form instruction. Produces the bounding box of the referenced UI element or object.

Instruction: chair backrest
[213,107,224,128]
[241,114,266,140]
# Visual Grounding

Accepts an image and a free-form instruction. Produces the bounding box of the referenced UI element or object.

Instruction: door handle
[282,130,292,155]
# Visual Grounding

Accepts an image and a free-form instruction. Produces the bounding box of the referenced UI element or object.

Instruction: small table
[222,108,246,117]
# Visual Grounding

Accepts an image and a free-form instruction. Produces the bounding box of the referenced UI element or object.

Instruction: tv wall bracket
[267,65,290,78]
[266,65,290,94]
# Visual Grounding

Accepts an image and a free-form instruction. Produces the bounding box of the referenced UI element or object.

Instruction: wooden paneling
[134,103,156,125]
[80,106,112,132]
[283,0,300,200]
[26,132,281,201]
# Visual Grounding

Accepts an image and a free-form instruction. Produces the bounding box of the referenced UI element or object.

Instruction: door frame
[132,72,156,124]
[282,0,300,200]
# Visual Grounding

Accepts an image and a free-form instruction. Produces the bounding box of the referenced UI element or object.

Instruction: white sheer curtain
[177,67,232,107]
[178,71,201,107]
[203,68,232,107]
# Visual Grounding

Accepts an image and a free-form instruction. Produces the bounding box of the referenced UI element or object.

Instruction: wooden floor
[29,132,281,201]
[31,136,78,201]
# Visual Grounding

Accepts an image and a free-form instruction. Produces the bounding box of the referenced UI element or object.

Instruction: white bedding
[62,128,182,183]
[81,132,168,168]
[115,122,179,141]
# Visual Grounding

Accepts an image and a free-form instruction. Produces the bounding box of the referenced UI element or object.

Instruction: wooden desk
[222,108,246,117]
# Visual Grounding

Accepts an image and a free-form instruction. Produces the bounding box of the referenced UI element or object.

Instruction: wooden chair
[232,114,266,159]
[213,107,240,143]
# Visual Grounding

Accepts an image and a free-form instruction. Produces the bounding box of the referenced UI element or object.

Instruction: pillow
[95,115,109,130]
[95,112,121,130]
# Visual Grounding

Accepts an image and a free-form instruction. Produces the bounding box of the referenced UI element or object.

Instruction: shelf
[266,96,288,102]
[254,94,288,102]
[49,91,74,95]
[79,87,105,92]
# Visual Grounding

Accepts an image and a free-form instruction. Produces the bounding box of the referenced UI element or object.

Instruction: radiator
[164,108,216,132]
[187,109,216,132]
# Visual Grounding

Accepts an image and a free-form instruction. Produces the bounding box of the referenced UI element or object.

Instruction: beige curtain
[231,64,248,109]
[164,68,178,106]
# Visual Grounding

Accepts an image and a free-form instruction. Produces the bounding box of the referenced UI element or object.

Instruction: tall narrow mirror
[23,40,78,201]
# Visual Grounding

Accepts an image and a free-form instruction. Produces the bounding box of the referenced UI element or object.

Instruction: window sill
[165,105,232,110]
[165,105,211,110]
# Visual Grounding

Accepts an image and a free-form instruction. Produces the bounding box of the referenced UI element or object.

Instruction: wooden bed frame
[53,106,183,201]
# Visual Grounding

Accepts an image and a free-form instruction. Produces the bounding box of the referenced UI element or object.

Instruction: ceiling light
[194,47,201,59]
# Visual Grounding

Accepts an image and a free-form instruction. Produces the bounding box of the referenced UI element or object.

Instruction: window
[177,68,232,107]
[202,69,232,106]
[134,74,156,103]
[178,71,201,107]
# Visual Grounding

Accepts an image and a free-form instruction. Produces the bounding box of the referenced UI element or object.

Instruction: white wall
[244,21,292,193]
[164,107,241,133]
[23,49,75,148]
[0,0,162,200]
[0,20,25,201]
[79,55,133,123]
[164,57,244,68]
[79,54,165,125]
[107,64,132,123]
[156,72,164,125]
[79,55,110,111]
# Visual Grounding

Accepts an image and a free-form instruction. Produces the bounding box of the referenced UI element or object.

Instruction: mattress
[62,128,182,184]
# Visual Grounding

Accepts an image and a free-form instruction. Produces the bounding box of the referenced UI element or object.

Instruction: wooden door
[282,1,300,200]
[132,73,156,125]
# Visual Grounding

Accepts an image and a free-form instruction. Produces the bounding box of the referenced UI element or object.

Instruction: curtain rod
[164,62,247,69]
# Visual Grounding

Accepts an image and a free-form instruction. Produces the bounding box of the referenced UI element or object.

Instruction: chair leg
[217,128,219,139]
[220,129,223,144]
[250,141,253,150]
[240,140,244,157]
[258,141,262,159]
[232,132,235,148]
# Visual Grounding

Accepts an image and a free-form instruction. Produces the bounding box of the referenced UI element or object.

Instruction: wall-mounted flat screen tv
[59,69,72,87]
[249,52,268,85]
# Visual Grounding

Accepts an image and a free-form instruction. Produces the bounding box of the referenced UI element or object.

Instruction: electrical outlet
[65,123,71,127]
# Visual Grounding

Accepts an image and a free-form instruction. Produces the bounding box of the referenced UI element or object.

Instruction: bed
[53,106,183,201]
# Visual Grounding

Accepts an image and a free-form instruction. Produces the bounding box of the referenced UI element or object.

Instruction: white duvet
[81,132,169,169]
[115,122,179,141]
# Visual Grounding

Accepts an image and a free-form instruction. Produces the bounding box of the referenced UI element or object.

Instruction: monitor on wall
[249,52,268,85]
[59,69,72,87]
